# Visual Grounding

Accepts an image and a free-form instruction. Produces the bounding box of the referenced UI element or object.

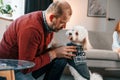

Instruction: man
[0,0,76,80]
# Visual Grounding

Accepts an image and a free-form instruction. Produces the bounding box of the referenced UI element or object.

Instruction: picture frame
[87,0,107,17]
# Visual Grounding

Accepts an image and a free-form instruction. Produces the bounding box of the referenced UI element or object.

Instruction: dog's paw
[90,72,103,80]
[68,65,87,80]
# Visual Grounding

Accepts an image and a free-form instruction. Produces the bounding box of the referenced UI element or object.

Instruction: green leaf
[0,0,3,5]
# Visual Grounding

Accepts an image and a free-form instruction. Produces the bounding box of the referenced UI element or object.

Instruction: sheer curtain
[25,0,52,14]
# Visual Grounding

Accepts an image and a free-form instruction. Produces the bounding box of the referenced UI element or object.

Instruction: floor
[37,74,74,80]
[37,74,120,80]
[104,77,120,80]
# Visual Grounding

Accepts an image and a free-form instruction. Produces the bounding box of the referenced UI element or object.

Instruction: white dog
[65,25,103,80]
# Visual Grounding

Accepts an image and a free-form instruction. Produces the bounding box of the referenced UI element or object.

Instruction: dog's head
[66,25,88,44]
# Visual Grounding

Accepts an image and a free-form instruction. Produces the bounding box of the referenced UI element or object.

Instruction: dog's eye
[69,33,72,35]
[76,32,78,36]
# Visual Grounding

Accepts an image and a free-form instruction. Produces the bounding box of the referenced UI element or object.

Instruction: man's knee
[54,58,67,67]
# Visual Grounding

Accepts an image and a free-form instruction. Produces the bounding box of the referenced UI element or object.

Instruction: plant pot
[3,14,12,17]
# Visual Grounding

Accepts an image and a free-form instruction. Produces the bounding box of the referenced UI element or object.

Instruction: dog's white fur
[66,25,103,80]
[65,25,92,49]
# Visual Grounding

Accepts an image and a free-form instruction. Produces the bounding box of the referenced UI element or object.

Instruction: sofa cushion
[88,31,113,50]
[85,49,119,61]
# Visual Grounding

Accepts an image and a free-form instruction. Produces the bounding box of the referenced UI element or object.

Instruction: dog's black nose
[69,33,72,35]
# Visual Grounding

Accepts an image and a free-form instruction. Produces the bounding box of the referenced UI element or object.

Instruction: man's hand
[48,46,76,60]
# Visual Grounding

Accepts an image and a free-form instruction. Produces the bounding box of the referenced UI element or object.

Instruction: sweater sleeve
[18,28,51,73]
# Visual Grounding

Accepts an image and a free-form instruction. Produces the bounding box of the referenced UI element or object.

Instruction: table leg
[0,70,15,80]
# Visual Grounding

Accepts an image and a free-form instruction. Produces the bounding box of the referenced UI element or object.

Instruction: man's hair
[46,0,72,17]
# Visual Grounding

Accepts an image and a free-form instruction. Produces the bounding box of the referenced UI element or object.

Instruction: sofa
[52,30,120,80]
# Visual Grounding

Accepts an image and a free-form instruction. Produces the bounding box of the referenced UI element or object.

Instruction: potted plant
[0,0,13,17]
[0,4,13,17]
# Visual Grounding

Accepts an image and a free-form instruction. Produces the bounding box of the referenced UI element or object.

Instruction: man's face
[50,14,71,32]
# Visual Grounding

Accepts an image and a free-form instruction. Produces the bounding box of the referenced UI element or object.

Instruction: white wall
[11,0,25,20]
[0,19,12,41]
[65,0,107,31]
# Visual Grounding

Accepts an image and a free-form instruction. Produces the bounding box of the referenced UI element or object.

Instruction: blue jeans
[68,59,90,80]
[32,58,90,80]
[32,58,67,80]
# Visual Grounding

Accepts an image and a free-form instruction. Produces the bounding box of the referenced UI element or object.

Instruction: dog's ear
[82,38,87,50]
[83,36,93,50]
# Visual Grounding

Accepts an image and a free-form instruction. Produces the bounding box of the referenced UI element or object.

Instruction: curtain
[25,0,53,14]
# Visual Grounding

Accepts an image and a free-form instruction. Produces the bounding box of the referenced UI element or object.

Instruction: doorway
[106,0,120,32]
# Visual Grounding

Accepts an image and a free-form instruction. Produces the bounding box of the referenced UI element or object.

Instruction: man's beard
[51,27,60,32]
[50,22,61,32]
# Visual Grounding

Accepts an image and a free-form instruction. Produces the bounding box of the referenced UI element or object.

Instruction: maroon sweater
[0,11,54,73]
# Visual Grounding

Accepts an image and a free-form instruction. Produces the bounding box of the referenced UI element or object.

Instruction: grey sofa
[53,30,120,80]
